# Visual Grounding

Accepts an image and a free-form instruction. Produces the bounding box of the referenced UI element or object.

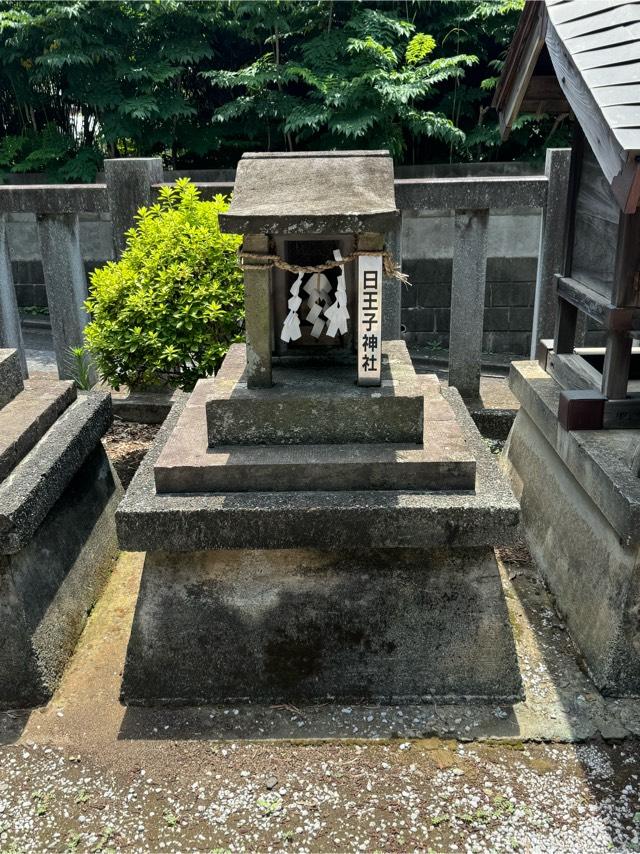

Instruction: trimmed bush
[84,178,243,390]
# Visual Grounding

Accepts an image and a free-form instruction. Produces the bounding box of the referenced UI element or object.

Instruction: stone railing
[0,151,570,399]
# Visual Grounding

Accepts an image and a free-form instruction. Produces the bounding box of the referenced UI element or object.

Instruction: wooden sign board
[357,255,383,386]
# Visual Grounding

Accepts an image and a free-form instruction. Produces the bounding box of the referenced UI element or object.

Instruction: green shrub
[84,178,243,391]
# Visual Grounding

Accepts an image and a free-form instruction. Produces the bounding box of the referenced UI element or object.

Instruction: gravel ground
[1,739,639,852]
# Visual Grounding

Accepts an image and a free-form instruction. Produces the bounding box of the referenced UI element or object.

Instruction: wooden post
[37,213,94,382]
[530,148,572,357]
[448,208,489,400]
[553,296,578,354]
[0,214,27,377]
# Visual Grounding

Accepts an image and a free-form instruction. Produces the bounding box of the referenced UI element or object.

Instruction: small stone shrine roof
[218,150,399,235]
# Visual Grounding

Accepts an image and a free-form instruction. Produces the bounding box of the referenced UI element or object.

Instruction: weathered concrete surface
[0,392,112,554]
[118,384,518,552]
[121,546,522,705]
[157,353,474,493]
[206,342,425,446]
[508,361,640,546]
[242,236,273,389]
[104,157,163,258]
[0,219,27,376]
[0,379,76,481]
[0,348,24,409]
[219,151,398,235]
[36,213,93,381]
[503,368,640,696]
[0,444,121,708]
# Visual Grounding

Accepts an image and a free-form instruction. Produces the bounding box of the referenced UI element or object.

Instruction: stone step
[206,342,432,446]
[0,349,25,410]
[155,420,476,494]
[0,380,77,482]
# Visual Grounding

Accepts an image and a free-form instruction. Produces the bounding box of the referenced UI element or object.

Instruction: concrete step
[155,439,476,493]
[0,380,77,482]
[206,342,432,446]
[0,349,25,409]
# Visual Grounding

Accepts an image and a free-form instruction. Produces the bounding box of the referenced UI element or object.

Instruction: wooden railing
[0,150,570,399]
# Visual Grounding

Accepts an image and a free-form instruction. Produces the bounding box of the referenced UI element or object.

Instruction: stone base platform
[503,361,640,696]
[206,342,425,446]
[118,372,522,704]
[121,546,522,705]
[154,341,476,495]
[0,353,123,708]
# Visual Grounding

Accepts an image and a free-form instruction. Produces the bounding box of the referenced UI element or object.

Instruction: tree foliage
[0,0,572,180]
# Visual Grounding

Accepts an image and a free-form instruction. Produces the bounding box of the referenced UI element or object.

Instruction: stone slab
[206,342,425,445]
[509,361,640,546]
[219,151,398,235]
[0,348,24,409]
[117,384,519,551]
[503,406,640,696]
[0,379,76,482]
[156,364,474,493]
[0,444,122,708]
[121,546,522,705]
[0,391,113,554]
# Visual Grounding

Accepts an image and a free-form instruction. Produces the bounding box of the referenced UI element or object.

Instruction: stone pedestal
[503,361,640,696]
[122,547,520,705]
[117,343,522,704]
[0,348,122,708]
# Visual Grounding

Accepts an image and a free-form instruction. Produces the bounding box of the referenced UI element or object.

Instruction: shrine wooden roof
[493,0,640,212]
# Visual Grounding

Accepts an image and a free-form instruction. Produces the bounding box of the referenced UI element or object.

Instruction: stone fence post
[448,208,489,400]
[0,214,27,376]
[37,213,95,383]
[104,157,164,259]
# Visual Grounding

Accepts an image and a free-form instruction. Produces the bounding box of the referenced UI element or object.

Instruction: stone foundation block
[121,546,522,705]
[0,445,122,708]
[504,362,640,696]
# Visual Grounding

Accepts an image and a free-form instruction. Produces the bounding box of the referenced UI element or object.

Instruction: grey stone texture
[508,361,640,545]
[0,217,27,376]
[503,361,640,695]
[0,348,24,409]
[242,235,273,388]
[205,343,425,446]
[155,340,475,493]
[36,213,93,381]
[0,391,113,554]
[448,208,489,399]
[0,379,76,481]
[121,546,522,705]
[117,379,519,552]
[0,444,121,708]
[219,151,399,236]
[104,157,163,258]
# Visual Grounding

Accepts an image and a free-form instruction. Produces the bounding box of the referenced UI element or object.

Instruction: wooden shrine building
[494,0,640,429]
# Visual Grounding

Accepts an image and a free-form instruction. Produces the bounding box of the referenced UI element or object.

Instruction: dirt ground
[1,412,640,852]
[101,419,160,489]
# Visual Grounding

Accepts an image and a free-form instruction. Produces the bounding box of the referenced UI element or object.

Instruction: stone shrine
[117,151,522,705]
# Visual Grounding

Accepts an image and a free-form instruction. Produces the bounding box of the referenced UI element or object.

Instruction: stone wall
[401,208,541,355]
[6,162,584,357]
